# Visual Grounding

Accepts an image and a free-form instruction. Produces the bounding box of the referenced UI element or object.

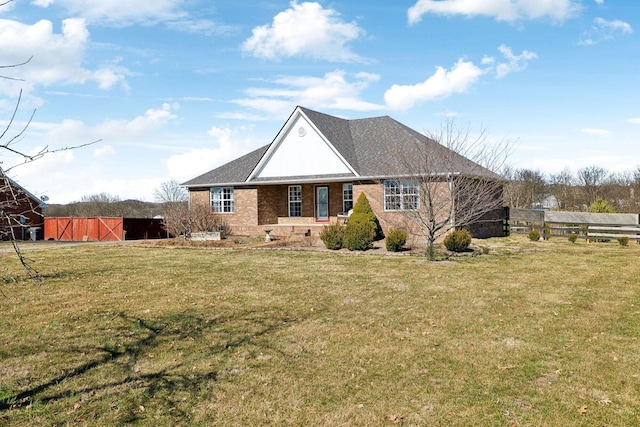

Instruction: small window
[289,185,302,217]
[384,180,419,211]
[211,187,234,213]
[342,183,353,212]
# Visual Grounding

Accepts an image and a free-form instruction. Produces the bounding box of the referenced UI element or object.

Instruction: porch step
[292,227,311,237]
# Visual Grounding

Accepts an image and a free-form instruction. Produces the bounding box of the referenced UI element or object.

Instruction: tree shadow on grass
[1,309,298,423]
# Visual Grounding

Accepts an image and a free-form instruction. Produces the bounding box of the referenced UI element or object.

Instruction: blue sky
[1,0,638,203]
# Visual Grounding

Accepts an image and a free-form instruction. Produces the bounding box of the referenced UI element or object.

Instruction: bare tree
[503,167,547,208]
[548,168,576,210]
[631,166,640,210]
[600,171,632,212]
[154,179,187,203]
[577,165,607,206]
[385,120,511,259]
[162,202,229,240]
[1,31,99,284]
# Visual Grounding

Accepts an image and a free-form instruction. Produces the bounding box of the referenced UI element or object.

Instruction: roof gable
[248,108,356,180]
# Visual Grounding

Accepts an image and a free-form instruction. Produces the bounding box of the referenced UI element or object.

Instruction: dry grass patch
[1,238,639,425]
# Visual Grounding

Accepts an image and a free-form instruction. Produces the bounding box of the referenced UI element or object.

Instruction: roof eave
[184,171,502,189]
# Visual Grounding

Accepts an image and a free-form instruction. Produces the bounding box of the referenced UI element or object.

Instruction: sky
[0,0,638,204]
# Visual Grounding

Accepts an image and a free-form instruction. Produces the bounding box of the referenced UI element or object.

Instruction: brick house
[0,172,45,240]
[183,106,505,239]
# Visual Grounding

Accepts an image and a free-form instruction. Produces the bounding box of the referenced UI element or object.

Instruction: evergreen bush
[319,222,345,250]
[350,193,385,240]
[528,229,541,241]
[385,228,408,252]
[588,198,616,213]
[568,233,578,243]
[343,220,376,251]
[343,193,380,251]
[443,229,472,252]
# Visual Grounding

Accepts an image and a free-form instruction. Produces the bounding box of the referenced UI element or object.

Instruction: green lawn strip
[1,239,639,425]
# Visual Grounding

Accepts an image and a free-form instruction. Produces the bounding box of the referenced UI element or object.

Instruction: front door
[316,186,329,221]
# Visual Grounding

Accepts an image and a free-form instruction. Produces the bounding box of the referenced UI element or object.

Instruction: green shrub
[617,236,629,246]
[528,229,541,241]
[568,233,578,243]
[443,229,472,252]
[319,222,345,250]
[543,224,551,240]
[343,220,376,251]
[350,193,385,241]
[343,193,381,251]
[588,198,616,213]
[385,228,408,252]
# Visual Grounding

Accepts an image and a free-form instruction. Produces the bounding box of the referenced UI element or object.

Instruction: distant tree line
[43,181,188,218]
[43,193,164,218]
[503,165,640,212]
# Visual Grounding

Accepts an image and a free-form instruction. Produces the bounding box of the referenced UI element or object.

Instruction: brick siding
[189,182,505,240]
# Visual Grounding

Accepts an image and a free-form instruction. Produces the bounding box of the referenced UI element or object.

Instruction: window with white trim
[289,185,302,217]
[342,183,353,212]
[210,187,234,213]
[384,180,419,211]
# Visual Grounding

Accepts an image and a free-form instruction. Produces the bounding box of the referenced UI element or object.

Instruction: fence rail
[507,208,640,241]
[586,226,640,240]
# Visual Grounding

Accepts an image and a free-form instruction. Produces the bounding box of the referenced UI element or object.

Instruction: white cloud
[21,104,178,152]
[384,59,484,110]
[579,17,633,45]
[167,126,257,182]
[93,145,116,157]
[384,45,535,110]
[6,104,183,203]
[31,0,55,6]
[580,128,613,137]
[242,1,366,62]
[232,70,383,118]
[627,118,640,124]
[95,103,178,140]
[33,0,180,25]
[31,0,228,34]
[493,45,538,78]
[0,18,128,96]
[408,0,582,25]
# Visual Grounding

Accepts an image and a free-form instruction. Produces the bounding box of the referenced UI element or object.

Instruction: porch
[251,182,351,237]
[259,215,347,239]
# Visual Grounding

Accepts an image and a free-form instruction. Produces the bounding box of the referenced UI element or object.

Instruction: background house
[183,106,506,239]
[0,172,45,240]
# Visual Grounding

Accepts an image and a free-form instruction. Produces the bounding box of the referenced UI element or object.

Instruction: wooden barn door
[97,217,124,241]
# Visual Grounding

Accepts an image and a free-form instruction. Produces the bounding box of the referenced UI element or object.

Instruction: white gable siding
[253,115,352,179]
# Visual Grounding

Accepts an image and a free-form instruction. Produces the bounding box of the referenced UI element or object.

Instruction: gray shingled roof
[182,106,501,187]
[182,144,269,187]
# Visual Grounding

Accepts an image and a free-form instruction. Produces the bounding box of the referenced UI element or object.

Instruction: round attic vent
[297,126,306,137]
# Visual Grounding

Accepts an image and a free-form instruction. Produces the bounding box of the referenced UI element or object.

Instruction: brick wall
[353,181,455,242]
[188,181,504,239]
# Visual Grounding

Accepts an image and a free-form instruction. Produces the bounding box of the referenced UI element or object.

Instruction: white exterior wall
[254,115,352,178]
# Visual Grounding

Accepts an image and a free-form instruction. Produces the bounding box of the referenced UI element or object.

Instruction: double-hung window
[342,183,353,212]
[384,180,419,211]
[289,185,302,217]
[210,187,234,213]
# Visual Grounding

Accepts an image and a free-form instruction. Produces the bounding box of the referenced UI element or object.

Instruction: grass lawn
[1,237,639,426]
